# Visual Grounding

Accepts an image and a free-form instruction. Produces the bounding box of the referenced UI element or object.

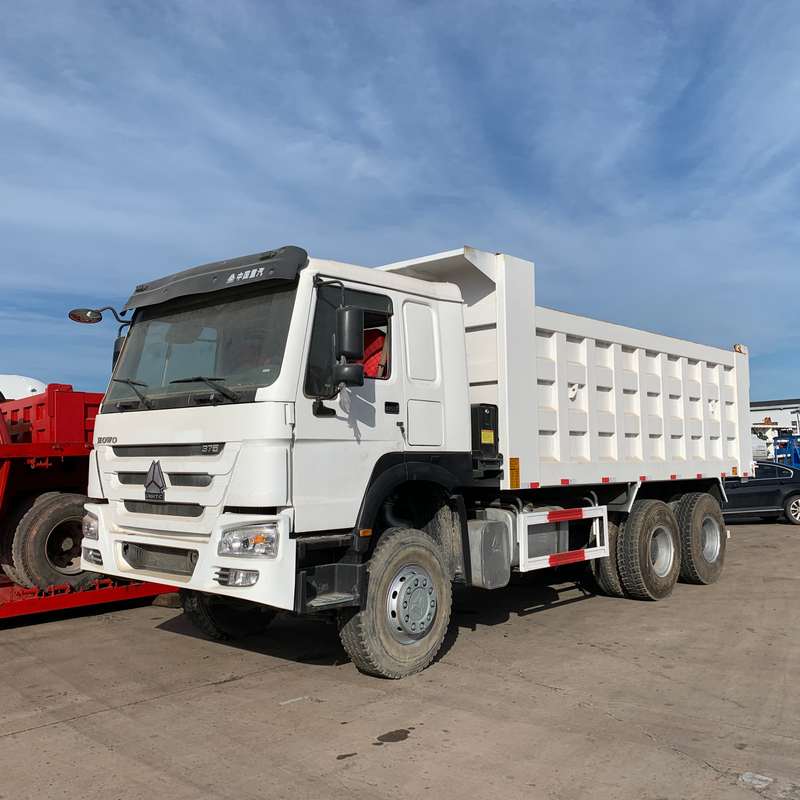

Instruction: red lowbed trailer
[0,384,170,619]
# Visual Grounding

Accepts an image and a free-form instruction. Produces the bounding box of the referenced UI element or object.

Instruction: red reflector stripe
[550,550,586,566]
[697,473,703,479]
[639,475,647,481]
[670,475,677,480]
[529,482,540,489]
[561,479,570,485]
[601,477,610,483]
[547,509,585,522]
[721,472,726,477]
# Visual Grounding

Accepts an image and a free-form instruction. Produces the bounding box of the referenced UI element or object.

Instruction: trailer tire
[1,493,65,587]
[592,521,626,598]
[338,527,452,679]
[675,493,726,584]
[783,494,800,525]
[180,590,275,640]
[618,500,681,601]
[11,493,99,591]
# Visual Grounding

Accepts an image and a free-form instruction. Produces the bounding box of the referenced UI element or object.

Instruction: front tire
[783,495,800,525]
[338,527,452,679]
[618,500,681,601]
[675,493,726,584]
[180,591,275,640]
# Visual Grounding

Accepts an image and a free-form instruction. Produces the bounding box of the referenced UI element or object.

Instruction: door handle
[384,402,400,414]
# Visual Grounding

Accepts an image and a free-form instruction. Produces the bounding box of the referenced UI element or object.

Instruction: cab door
[292,283,404,533]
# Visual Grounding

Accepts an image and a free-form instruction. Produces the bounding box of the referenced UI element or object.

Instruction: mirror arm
[98,306,128,324]
[312,276,346,307]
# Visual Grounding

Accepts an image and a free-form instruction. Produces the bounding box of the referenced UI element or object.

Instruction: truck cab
[83,247,471,624]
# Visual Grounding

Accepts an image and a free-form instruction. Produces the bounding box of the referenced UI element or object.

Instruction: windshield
[103,280,297,412]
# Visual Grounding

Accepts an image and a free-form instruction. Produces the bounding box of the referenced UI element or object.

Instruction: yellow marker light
[359,528,372,538]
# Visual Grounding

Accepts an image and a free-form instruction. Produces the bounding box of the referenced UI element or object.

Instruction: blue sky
[1,1,799,400]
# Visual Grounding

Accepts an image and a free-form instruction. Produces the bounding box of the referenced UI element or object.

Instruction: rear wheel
[592,521,626,598]
[180,590,275,640]
[618,500,681,601]
[783,495,800,526]
[675,493,726,584]
[10,493,98,590]
[338,527,452,679]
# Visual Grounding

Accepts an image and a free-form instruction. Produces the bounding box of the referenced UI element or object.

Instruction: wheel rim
[386,564,437,644]
[790,498,800,523]
[700,514,721,563]
[45,517,84,575]
[649,525,674,578]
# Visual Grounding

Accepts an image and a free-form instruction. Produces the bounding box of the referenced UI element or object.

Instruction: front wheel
[783,495,800,526]
[338,527,452,679]
[180,591,275,640]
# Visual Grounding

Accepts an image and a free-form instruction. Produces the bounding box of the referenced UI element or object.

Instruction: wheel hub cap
[791,498,800,522]
[649,525,674,578]
[700,515,721,563]
[386,564,437,644]
[45,519,83,575]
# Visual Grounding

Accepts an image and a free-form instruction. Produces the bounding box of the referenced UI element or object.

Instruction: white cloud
[1,0,799,395]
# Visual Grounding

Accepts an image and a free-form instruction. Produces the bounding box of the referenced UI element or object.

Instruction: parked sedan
[723,461,800,524]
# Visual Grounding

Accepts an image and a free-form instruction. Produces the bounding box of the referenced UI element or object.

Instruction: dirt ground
[1,521,798,800]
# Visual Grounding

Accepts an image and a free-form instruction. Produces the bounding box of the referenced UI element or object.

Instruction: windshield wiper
[112,378,154,409]
[169,376,241,404]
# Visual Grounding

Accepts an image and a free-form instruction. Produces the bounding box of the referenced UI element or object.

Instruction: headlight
[82,512,99,540]
[218,524,279,558]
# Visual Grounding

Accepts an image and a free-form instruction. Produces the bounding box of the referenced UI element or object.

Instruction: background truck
[0,380,172,619]
[72,245,752,678]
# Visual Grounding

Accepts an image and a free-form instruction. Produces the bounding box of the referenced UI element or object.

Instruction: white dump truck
[71,246,752,678]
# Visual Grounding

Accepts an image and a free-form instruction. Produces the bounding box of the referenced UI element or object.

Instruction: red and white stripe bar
[520,505,609,572]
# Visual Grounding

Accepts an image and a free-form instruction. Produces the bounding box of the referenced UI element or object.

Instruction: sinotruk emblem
[144,460,166,501]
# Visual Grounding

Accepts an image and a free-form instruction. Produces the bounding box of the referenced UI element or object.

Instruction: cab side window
[304,286,392,397]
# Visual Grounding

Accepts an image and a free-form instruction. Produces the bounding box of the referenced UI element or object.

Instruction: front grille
[122,542,198,576]
[113,443,225,458]
[124,500,204,518]
[118,472,212,487]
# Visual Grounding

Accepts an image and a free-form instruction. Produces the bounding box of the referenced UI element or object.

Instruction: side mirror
[112,334,126,369]
[332,362,364,388]
[335,306,364,361]
[69,308,103,324]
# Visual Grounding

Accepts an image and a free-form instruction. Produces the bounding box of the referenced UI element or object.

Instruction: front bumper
[81,503,297,611]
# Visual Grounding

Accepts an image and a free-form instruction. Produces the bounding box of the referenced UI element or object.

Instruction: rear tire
[338,527,452,679]
[11,493,98,590]
[592,521,626,598]
[675,493,726,584]
[180,590,275,640]
[618,500,681,601]
[783,495,800,525]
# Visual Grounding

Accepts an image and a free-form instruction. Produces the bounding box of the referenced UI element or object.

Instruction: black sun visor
[122,246,309,311]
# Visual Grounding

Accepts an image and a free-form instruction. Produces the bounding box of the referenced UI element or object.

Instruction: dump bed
[1,384,102,446]
[379,247,752,491]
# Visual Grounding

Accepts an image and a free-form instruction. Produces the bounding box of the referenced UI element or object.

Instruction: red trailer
[0,384,170,618]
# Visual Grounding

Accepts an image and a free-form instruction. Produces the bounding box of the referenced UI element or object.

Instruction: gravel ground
[1,520,798,800]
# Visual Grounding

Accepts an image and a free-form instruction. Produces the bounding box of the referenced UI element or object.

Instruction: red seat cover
[361,330,386,378]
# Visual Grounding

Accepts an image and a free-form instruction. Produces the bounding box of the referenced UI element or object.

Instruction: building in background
[751,398,800,459]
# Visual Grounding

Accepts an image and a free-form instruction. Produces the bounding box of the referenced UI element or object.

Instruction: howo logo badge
[144,460,166,501]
